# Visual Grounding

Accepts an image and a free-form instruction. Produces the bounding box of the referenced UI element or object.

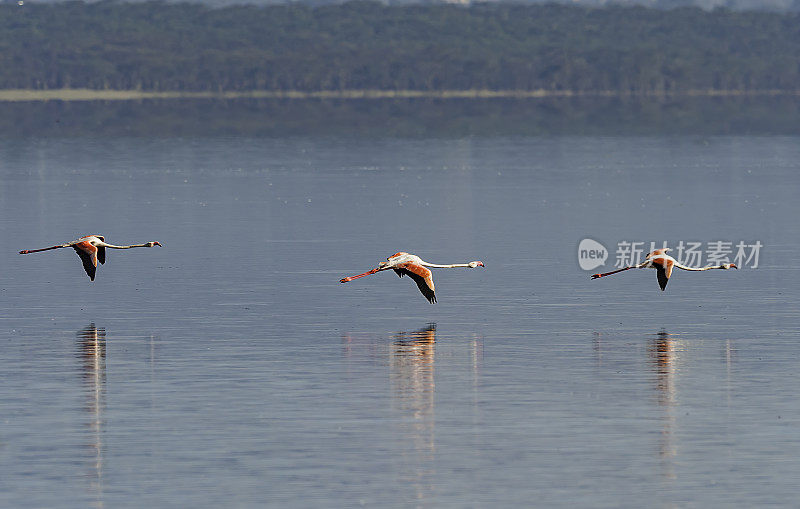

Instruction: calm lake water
[1,101,800,506]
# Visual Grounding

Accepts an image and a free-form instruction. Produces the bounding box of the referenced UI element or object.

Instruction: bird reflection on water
[341,324,483,505]
[340,324,439,503]
[77,324,106,508]
[648,329,680,481]
[390,324,437,504]
[594,329,739,485]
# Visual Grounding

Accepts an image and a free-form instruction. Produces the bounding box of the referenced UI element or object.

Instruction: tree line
[1,1,799,93]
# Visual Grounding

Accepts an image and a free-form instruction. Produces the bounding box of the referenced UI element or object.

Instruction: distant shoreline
[1,89,798,102]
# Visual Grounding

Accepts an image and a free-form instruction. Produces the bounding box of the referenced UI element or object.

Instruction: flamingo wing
[656,259,673,291]
[72,241,98,281]
[83,235,105,264]
[395,262,436,303]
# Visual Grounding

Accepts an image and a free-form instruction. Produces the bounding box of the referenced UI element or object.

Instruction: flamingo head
[468,261,484,268]
[723,263,737,270]
[148,241,162,247]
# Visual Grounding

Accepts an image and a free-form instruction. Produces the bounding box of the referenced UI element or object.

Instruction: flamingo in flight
[340,252,484,303]
[591,248,736,291]
[19,235,162,281]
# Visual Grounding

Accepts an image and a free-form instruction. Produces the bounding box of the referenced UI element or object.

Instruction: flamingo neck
[673,262,727,271]
[100,242,151,249]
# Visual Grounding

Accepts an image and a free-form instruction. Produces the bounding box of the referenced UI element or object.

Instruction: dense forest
[1,1,799,93]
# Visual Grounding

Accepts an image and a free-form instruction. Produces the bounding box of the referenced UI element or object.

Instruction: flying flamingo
[591,248,736,291]
[340,252,484,303]
[19,235,162,281]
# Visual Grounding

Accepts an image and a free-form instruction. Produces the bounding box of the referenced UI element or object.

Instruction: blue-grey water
[2,129,800,506]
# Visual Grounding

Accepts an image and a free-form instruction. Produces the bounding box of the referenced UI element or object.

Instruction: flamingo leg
[340,267,383,283]
[19,245,66,254]
[591,266,634,279]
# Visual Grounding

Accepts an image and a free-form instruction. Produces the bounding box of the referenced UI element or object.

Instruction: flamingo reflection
[595,329,736,483]
[77,324,106,507]
[391,324,437,503]
[648,329,680,481]
[341,324,483,505]
[340,324,439,503]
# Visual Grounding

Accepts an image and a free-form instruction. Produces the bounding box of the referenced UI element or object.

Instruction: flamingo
[340,252,484,303]
[19,235,162,281]
[591,248,736,291]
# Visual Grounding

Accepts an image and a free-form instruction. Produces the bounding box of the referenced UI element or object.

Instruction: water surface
[1,129,799,507]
